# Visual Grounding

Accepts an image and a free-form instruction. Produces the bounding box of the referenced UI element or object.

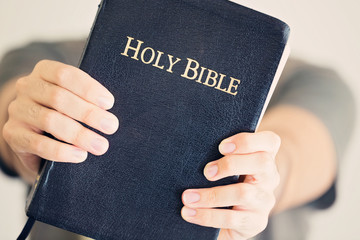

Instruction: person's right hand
[2,60,119,181]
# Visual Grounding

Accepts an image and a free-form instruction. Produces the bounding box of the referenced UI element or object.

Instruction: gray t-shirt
[0,41,356,240]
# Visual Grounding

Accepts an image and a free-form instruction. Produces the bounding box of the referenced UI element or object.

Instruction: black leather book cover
[25,0,290,239]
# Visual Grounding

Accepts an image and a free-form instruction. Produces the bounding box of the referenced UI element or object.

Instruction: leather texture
[26,0,289,239]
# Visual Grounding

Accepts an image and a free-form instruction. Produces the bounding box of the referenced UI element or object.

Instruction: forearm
[0,78,36,182]
[259,104,337,213]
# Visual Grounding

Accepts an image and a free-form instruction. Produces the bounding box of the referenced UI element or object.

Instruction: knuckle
[15,77,27,92]
[41,111,56,132]
[35,59,49,70]
[28,104,41,121]
[258,152,274,172]
[31,137,44,155]
[206,189,218,204]
[49,88,65,109]
[254,189,268,204]
[71,125,86,145]
[272,170,281,188]
[240,185,255,203]
[2,122,12,143]
[33,61,44,73]
[7,100,17,116]
[220,156,233,173]
[80,81,92,100]
[267,131,281,151]
[260,151,273,162]
[17,131,31,150]
[54,66,71,85]
[194,209,209,225]
[234,184,246,200]
[52,144,64,161]
[81,107,96,124]
[255,189,276,212]
[37,79,51,92]
[238,133,251,149]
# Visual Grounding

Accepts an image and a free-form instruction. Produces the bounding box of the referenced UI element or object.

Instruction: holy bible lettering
[121,36,241,96]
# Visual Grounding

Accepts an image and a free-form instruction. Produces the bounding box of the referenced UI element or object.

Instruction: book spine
[25,0,107,216]
[25,161,53,213]
[77,0,106,68]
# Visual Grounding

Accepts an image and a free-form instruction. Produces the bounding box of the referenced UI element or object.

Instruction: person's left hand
[181,131,281,240]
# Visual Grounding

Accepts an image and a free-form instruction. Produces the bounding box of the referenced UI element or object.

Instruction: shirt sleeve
[0,40,86,177]
[268,59,356,208]
[0,154,17,177]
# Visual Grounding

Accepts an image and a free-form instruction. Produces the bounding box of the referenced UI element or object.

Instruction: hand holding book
[182,131,281,239]
[2,60,119,183]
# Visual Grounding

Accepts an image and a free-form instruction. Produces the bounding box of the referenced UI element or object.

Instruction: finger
[21,78,118,135]
[182,183,276,210]
[204,152,278,184]
[33,60,114,109]
[219,131,281,156]
[9,98,109,155]
[6,123,88,163]
[181,207,268,237]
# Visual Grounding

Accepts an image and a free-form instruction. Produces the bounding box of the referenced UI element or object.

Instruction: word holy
[121,36,241,96]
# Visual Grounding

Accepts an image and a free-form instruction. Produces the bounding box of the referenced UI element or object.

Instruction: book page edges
[255,44,291,131]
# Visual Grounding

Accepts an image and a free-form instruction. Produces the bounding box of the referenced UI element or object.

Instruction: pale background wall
[0,0,359,239]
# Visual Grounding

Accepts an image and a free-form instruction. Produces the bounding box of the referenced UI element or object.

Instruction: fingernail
[100,117,118,133]
[91,138,108,153]
[97,96,114,109]
[219,142,236,154]
[73,149,87,162]
[183,191,200,204]
[182,207,197,217]
[205,164,218,178]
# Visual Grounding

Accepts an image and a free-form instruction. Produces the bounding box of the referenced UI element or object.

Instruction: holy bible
[22,0,290,239]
